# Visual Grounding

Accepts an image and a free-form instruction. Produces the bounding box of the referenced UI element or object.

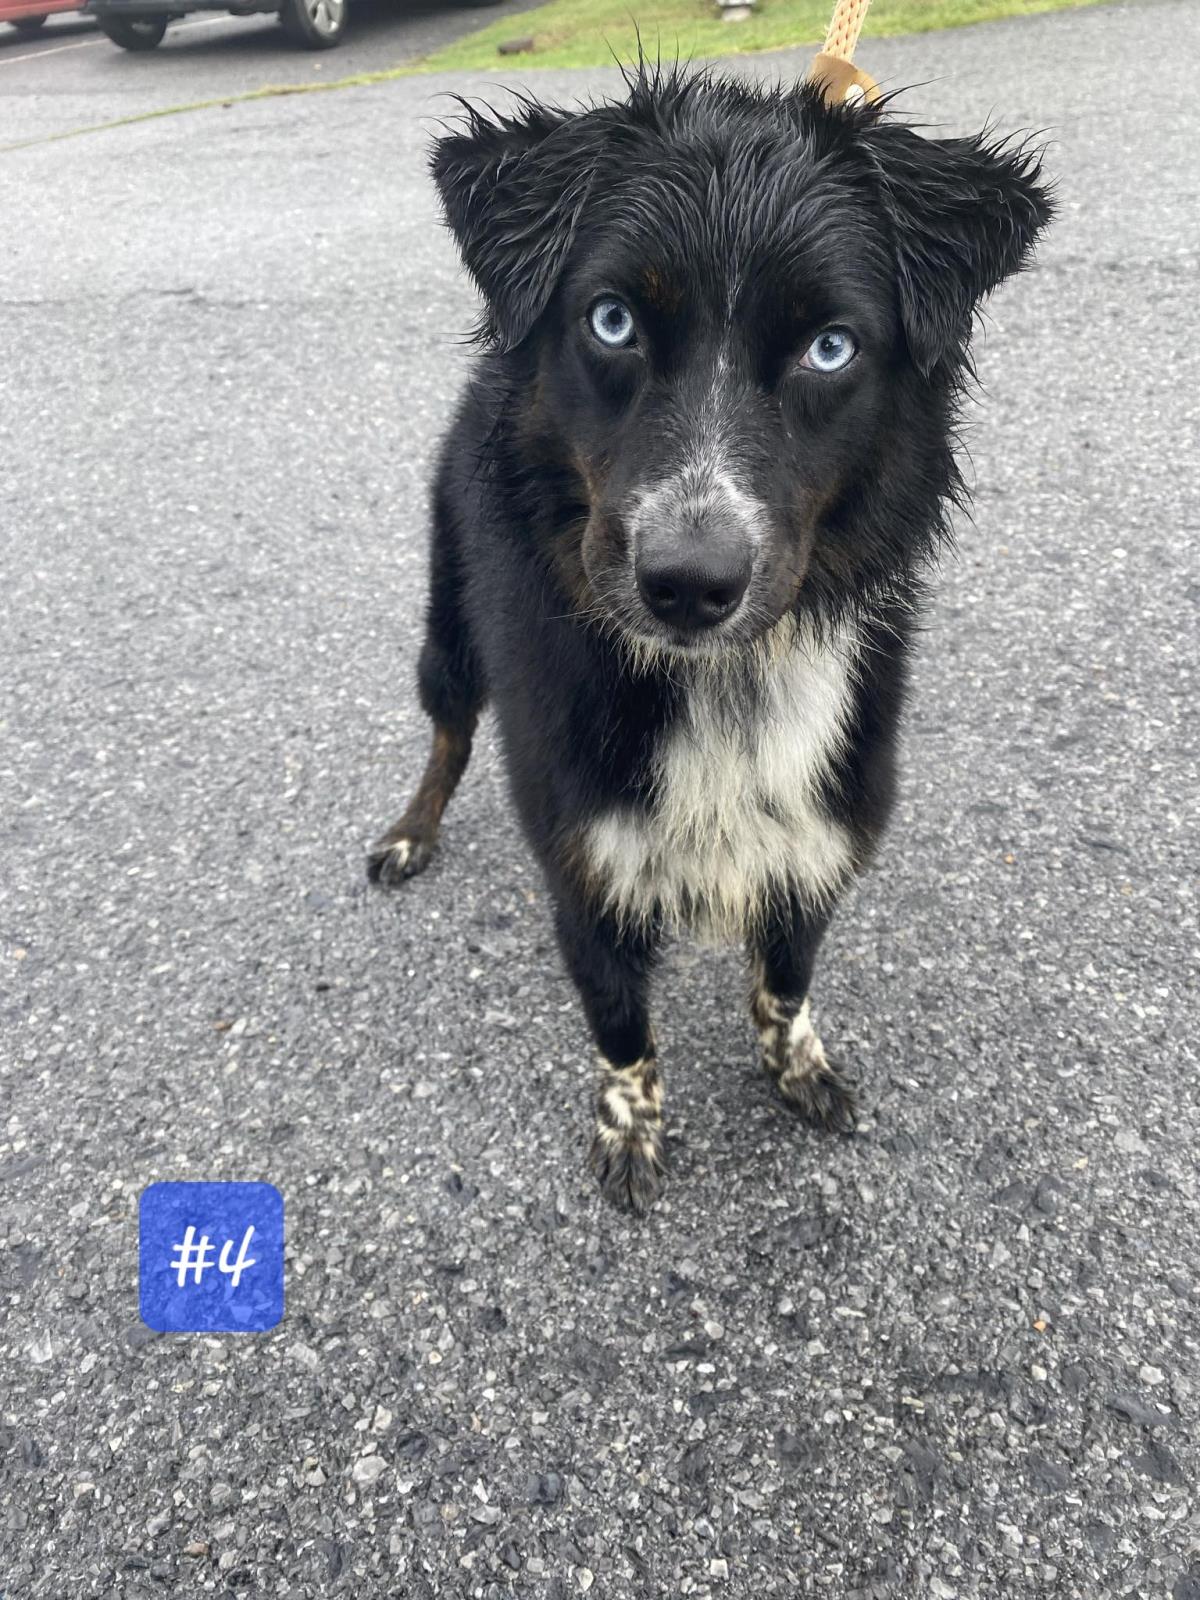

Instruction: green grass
[416,0,1102,74]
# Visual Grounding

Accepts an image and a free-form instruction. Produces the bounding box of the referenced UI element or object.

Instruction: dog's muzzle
[631,472,760,634]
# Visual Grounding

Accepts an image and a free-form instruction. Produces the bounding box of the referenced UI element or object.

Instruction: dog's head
[432,69,1052,656]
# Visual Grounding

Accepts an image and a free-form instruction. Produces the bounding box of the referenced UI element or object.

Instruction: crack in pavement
[0,61,419,154]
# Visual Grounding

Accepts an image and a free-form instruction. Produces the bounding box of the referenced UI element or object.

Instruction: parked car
[84,0,500,51]
[2,0,79,35]
[84,0,344,48]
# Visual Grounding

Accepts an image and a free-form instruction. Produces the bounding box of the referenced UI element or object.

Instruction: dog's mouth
[623,614,746,662]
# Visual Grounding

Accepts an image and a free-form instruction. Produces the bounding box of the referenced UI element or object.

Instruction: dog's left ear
[431,103,603,352]
[859,122,1054,377]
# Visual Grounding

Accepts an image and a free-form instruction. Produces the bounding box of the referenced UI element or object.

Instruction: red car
[2,0,79,33]
[80,0,502,52]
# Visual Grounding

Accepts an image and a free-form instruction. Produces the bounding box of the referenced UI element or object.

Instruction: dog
[368,66,1052,1213]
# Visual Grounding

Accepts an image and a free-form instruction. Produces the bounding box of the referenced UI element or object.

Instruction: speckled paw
[758,997,857,1134]
[777,1058,858,1134]
[589,1125,667,1215]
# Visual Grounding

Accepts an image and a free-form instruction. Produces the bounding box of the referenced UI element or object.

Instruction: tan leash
[808,0,881,108]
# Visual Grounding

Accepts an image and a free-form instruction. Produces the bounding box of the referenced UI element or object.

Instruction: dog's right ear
[431,101,601,352]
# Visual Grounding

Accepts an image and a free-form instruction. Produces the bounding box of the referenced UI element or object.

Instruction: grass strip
[416,0,1104,75]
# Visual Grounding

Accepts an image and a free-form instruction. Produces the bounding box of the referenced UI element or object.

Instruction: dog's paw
[366,830,435,888]
[590,1053,666,1214]
[777,1056,858,1134]
[759,997,857,1135]
[590,1124,667,1215]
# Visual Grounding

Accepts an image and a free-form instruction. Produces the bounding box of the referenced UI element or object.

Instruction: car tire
[96,12,169,47]
[12,14,49,30]
[279,0,345,49]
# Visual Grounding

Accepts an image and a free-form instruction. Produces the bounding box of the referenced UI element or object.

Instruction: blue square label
[139,1181,284,1333]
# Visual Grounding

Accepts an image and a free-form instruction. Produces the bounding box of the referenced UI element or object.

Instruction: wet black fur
[369,66,1052,1212]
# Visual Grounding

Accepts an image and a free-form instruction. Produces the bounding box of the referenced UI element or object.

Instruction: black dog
[368,67,1052,1213]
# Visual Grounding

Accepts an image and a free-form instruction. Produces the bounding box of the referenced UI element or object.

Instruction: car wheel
[12,14,49,31]
[96,12,169,47]
[279,0,345,49]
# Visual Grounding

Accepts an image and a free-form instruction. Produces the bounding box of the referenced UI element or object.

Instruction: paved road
[2,2,1199,1596]
[0,0,538,148]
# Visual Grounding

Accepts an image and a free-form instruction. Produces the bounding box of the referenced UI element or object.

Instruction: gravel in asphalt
[2,2,1199,1596]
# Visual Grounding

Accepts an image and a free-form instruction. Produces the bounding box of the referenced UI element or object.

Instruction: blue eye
[801,327,857,373]
[589,297,636,349]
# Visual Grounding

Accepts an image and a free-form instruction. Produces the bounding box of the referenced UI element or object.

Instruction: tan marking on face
[578,500,634,622]
[573,448,602,504]
[549,520,593,614]
[515,380,595,614]
[642,266,681,313]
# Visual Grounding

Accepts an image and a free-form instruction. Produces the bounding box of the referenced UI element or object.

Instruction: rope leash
[809,0,880,108]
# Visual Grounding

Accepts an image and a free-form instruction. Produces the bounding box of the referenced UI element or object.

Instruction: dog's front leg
[554,897,664,1215]
[749,897,856,1133]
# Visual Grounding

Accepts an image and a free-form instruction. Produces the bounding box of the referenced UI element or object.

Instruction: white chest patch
[586,618,861,940]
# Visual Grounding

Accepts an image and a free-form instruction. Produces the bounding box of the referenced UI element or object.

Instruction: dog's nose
[635,545,753,631]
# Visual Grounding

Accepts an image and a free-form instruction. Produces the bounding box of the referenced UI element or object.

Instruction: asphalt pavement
[2,1,1199,1596]
[0,0,540,147]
